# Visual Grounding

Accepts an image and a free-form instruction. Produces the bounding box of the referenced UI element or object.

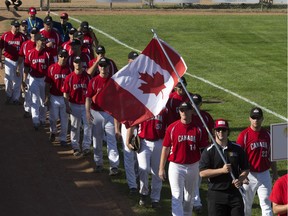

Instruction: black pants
[207,190,244,216]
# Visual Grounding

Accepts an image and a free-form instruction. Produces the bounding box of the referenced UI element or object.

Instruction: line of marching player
[0,10,282,216]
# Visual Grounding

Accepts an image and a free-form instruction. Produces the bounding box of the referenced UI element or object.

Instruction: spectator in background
[26,7,44,34]
[269,174,288,216]
[5,0,22,11]
[53,12,73,43]
[236,107,278,216]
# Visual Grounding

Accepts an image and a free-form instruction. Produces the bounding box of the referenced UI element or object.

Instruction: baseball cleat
[93,166,103,173]
[73,149,82,157]
[49,133,56,142]
[82,149,91,156]
[109,167,119,176]
[151,201,161,209]
[139,194,148,206]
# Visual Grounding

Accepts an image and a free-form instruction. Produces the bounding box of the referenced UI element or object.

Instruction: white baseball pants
[90,110,119,169]
[29,76,46,125]
[70,103,91,151]
[49,95,68,142]
[23,74,31,113]
[121,125,138,189]
[243,170,273,216]
[137,139,163,202]
[193,175,202,207]
[168,161,199,216]
[4,58,23,101]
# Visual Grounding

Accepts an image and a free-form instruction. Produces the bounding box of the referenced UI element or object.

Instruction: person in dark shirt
[199,119,249,216]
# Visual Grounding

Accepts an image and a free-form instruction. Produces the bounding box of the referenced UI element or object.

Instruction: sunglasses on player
[215,128,228,132]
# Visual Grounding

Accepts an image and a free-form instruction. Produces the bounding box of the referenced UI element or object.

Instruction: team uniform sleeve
[62,74,70,93]
[86,79,95,98]
[45,65,54,84]
[269,177,283,204]
[162,127,172,147]
[236,132,245,148]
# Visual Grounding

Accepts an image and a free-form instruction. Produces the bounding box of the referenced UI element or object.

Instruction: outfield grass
[64,13,286,216]
[0,11,286,216]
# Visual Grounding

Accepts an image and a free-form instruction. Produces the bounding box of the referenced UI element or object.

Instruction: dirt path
[0,10,136,216]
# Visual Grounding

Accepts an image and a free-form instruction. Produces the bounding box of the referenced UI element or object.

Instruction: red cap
[60,12,68,19]
[214,119,229,129]
[28,7,37,15]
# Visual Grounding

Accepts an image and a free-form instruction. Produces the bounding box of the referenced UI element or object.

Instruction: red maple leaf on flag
[138,71,166,97]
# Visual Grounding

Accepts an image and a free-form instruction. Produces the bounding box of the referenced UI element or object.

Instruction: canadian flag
[95,38,187,128]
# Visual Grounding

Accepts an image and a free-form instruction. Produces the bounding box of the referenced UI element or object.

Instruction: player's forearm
[272,203,288,215]
[114,119,120,134]
[159,146,169,171]
[238,169,249,183]
[85,97,91,113]
[199,168,226,178]
[126,126,136,145]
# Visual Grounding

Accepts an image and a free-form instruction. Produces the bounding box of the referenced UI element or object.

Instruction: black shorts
[207,190,244,216]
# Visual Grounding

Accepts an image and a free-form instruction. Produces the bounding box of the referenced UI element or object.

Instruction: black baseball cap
[58,49,68,58]
[250,107,263,119]
[35,34,46,41]
[98,57,110,67]
[21,20,28,26]
[73,56,82,63]
[192,94,202,106]
[179,102,193,110]
[30,27,39,34]
[69,27,77,35]
[96,45,106,54]
[176,77,187,88]
[11,20,20,27]
[128,51,139,60]
[71,39,81,46]
[80,21,89,29]
[73,31,84,39]
[44,16,53,25]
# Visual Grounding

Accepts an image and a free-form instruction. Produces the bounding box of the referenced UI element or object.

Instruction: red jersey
[25,48,53,78]
[163,120,205,164]
[0,31,26,61]
[236,127,271,172]
[166,91,193,125]
[62,71,90,105]
[67,53,90,72]
[269,174,288,216]
[61,40,72,55]
[40,29,62,57]
[45,63,71,96]
[88,57,118,78]
[19,39,36,67]
[193,110,214,148]
[86,75,109,111]
[138,110,168,141]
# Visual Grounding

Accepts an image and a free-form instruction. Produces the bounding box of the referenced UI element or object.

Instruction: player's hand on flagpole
[222,164,232,174]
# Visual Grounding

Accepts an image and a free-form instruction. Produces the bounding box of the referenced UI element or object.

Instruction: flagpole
[151,29,245,198]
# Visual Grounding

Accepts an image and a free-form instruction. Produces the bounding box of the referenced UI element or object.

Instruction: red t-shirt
[163,120,205,164]
[236,127,271,172]
[0,31,26,61]
[61,40,72,55]
[62,71,90,104]
[25,48,53,78]
[269,174,288,216]
[45,63,71,96]
[86,75,109,111]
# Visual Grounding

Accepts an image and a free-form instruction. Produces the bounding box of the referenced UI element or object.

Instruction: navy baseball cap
[58,49,68,58]
[21,20,28,26]
[80,21,89,29]
[73,31,84,39]
[35,34,46,41]
[128,51,139,60]
[71,39,81,46]
[69,27,77,35]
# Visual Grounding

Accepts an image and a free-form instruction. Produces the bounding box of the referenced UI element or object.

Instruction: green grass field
[58,13,286,216]
[0,11,286,216]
